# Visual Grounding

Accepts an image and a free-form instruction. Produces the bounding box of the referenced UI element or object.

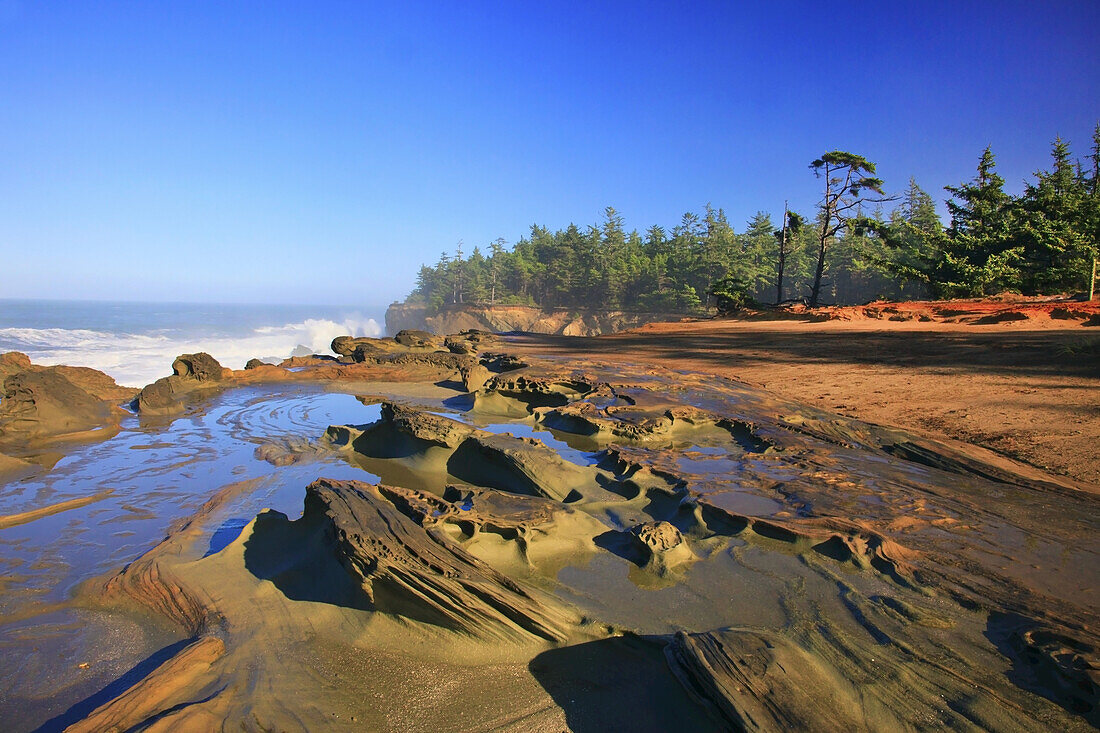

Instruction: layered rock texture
[5,344,1098,731]
[385,303,685,337]
[132,351,229,415]
[0,351,136,458]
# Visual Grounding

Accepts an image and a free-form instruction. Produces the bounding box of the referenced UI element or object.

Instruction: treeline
[406,127,1100,312]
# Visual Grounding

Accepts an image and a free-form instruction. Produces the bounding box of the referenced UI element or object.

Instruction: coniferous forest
[404,129,1100,313]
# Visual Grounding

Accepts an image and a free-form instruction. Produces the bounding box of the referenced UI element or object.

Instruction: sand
[506,314,1100,490]
[2,321,1097,731]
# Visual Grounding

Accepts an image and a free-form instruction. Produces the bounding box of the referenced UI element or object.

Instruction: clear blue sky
[1,1,1097,304]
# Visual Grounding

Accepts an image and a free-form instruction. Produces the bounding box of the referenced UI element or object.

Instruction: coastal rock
[133,376,185,414]
[0,370,116,439]
[244,358,267,370]
[0,352,136,404]
[460,363,491,392]
[665,629,866,732]
[332,402,614,503]
[331,335,364,357]
[393,329,441,349]
[0,351,32,382]
[51,365,138,401]
[445,329,499,355]
[473,368,596,415]
[172,352,225,381]
[376,401,476,450]
[630,521,695,575]
[444,335,477,354]
[303,478,578,642]
[134,353,228,415]
[480,352,529,372]
[385,303,684,337]
[332,334,447,363]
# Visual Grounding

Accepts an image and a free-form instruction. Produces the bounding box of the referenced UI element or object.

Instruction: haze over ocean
[0,300,385,387]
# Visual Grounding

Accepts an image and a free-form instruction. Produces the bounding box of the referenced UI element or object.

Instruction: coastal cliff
[385,303,686,337]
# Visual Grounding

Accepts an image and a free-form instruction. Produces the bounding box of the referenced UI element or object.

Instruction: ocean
[0,299,386,388]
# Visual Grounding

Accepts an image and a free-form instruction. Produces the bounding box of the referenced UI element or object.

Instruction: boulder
[394,329,441,349]
[332,336,410,361]
[134,376,183,415]
[480,353,528,372]
[134,353,227,415]
[0,370,113,438]
[444,335,477,354]
[0,351,32,383]
[630,520,694,574]
[330,336,360,357]
[460,363,491,392]
[444,329,500,355]
[171,352,224,381]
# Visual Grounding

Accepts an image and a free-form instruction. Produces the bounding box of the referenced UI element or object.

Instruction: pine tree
[773,205,803,304]
[488,238,506,306]
[808,151,890,307]
[1014,137,1095,293]
[941,146,1020,294]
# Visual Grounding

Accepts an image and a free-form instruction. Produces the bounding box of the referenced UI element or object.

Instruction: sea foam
[0,316,382,388]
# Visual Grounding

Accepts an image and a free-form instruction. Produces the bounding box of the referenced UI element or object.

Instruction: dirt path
[507,318,1100,489]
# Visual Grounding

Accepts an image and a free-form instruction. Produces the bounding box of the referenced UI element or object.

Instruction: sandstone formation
[0,352,135,445]
[132,352,227,416]
[385,303,686,337]
[629,521,694,575]
[9,344,1097,731]
[303,479,579,641]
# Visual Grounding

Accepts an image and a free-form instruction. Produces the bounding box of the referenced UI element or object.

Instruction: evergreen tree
[808,151,890,307]
[942,146,1020,294]
[488,238,506,306]
[772,205,803,304]
[739,211,774,300]
[1014,137,1095,293]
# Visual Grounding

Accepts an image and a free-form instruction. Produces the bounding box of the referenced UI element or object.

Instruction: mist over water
[0,299,385,387]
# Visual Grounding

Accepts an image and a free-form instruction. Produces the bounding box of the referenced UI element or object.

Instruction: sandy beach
[508,309,1100,490]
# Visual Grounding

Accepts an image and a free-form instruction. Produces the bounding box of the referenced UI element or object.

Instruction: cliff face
[385,303,685,337]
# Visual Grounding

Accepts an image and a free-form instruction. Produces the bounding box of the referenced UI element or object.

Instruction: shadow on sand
[527,634,719,733]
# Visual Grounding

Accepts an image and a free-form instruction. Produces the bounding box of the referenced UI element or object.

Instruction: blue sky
[1,1,1097,304]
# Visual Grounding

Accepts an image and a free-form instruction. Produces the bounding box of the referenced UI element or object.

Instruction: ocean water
[0,299,386,387]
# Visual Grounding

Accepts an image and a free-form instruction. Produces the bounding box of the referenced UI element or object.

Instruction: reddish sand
[508,298,1100,490]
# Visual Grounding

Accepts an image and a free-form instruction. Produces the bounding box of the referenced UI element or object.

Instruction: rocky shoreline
[385,303,687,337]
[0,326,1097,731]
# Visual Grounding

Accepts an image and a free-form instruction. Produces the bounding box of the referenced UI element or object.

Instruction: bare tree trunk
[810,232,827,307]
[810,168,833,308]
[776,200,788,304]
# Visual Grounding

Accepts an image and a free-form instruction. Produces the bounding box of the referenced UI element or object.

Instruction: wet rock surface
[2,349,1098,731]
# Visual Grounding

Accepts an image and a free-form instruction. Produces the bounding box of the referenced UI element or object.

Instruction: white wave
[0,316,382,388]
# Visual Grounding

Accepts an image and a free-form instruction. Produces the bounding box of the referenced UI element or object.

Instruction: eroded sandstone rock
[172,352,225,381]
[305,478,578,642]
[0,370,115,439]
[134,353,227,415]
[665,629,867,732]
[393,329,441,349]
